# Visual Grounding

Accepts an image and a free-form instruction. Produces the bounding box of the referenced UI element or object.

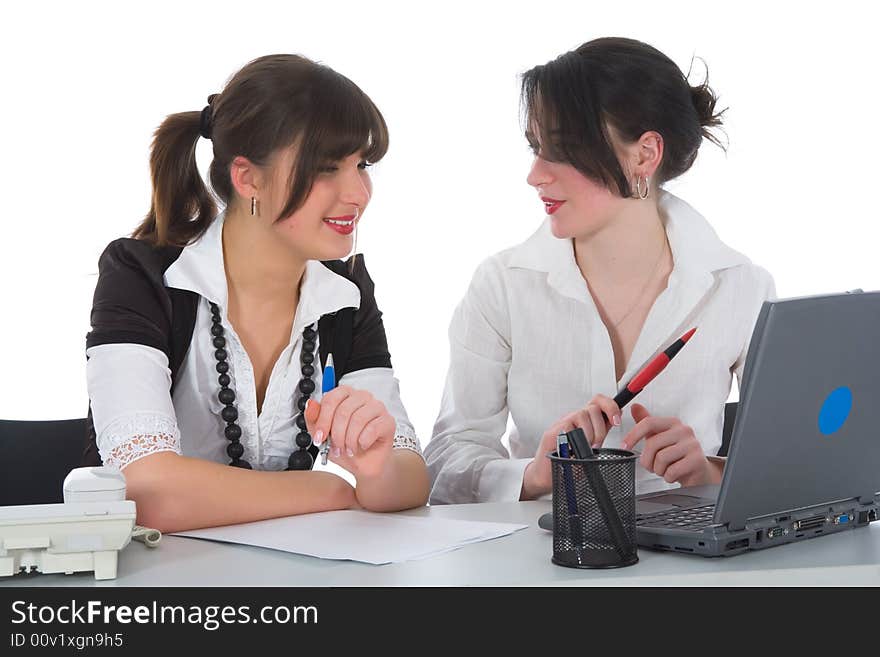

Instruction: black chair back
[0,418,86,506]
[718,402,738,458]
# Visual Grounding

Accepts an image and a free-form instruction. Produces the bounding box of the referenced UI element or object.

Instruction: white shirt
[424,192,776,503]
[86,212,421,471]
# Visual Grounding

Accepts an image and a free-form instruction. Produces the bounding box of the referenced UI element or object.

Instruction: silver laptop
[635,290,880,556]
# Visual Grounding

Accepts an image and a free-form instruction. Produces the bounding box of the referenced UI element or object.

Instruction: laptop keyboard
[637,503,717,531]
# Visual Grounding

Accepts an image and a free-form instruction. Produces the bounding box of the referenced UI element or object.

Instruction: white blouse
[86,213,421,472]
[425,192,776,503]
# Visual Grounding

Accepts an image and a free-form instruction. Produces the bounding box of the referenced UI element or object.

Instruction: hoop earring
[635,175,650,200]
[250,197,259,216]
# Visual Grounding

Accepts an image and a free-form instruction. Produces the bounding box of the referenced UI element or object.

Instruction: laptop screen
[714,291,880,530]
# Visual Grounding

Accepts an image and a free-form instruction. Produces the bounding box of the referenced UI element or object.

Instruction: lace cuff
[98,412,182,470]
[392,423,423,459]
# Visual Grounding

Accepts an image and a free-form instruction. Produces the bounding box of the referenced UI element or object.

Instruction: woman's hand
[521,394,622,500]
[621,404,713,486]
[305,387,396,480]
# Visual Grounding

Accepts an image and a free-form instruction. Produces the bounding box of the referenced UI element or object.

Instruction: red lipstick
[323,214,357,236]
[541,197,565,215]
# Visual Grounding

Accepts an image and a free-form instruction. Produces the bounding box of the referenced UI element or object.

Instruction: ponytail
[133,111,217,246]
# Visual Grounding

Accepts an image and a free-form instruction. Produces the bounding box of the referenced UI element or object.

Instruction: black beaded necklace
[209,301,318,470]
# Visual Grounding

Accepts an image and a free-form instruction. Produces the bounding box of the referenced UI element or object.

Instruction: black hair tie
[199,94,218,140]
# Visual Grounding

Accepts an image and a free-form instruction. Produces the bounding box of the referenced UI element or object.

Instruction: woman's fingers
[649,438,690,477]
[318,389,393,458]
[567,410,596,444]
[627,417,705,484]
[330,390,372,457]
[304,399,321,440]
[621,414,675,451]
[358,414,393,451]
[637,428,678,471]
[590,394,622,429]
[346,399,388,452]
[586,405,608,448]
[312,385,352,448]
[664,451,708,484]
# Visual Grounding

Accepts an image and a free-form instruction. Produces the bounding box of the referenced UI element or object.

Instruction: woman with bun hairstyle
[425,37,775,504]
[84,54,429,532]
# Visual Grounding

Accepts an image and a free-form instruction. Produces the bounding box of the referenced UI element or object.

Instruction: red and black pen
[601,327,697,424]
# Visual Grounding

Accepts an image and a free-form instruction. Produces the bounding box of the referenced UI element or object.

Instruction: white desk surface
[4,501,879,586]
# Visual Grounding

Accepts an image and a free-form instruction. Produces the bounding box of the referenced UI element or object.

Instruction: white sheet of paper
[172,511,528,565]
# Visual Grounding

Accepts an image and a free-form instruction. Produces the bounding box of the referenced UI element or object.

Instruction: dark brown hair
[521,37,725,197]
[135,54,389,246]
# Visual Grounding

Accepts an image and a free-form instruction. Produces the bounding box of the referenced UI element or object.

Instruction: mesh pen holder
[549,448,639,569]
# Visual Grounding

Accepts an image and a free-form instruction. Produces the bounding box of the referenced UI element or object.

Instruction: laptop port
[833,513,852,525]
[793,515,827,531]
[859,509,879,524]
[725,538,749,551]
[767,527,787,539]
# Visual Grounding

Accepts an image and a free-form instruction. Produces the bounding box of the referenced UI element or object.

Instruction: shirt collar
[164,211,361,329]
[507,190,749,285]
[506,191,752,381]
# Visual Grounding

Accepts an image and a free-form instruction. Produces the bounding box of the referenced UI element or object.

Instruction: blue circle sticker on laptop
[818,386,853,435]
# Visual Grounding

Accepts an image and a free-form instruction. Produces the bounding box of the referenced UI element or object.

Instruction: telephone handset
[64,466,162,547]
[0,466,161,580]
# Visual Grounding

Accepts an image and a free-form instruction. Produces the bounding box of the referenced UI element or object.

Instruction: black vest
[82,238,392,466]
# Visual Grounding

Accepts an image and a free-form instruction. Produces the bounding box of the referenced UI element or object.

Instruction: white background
[1,1,877,452]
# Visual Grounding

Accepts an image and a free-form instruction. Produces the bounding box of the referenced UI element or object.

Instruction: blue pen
[318,353,336,465]
[557,433,584,546]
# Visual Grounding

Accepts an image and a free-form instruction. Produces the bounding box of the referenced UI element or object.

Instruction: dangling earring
[634,175,650,200]
[250,197,259,216]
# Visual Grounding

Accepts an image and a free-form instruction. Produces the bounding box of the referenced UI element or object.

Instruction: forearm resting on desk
[520,460,547,501]
[354,450,429,512]
[122,452,358,533]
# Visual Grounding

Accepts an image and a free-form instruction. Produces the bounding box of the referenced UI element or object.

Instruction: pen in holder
[549,441,639,569]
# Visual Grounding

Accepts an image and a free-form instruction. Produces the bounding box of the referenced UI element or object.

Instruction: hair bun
[689,79,726,147]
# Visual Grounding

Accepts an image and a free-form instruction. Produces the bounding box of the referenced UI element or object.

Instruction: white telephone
[0,467,160,580]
